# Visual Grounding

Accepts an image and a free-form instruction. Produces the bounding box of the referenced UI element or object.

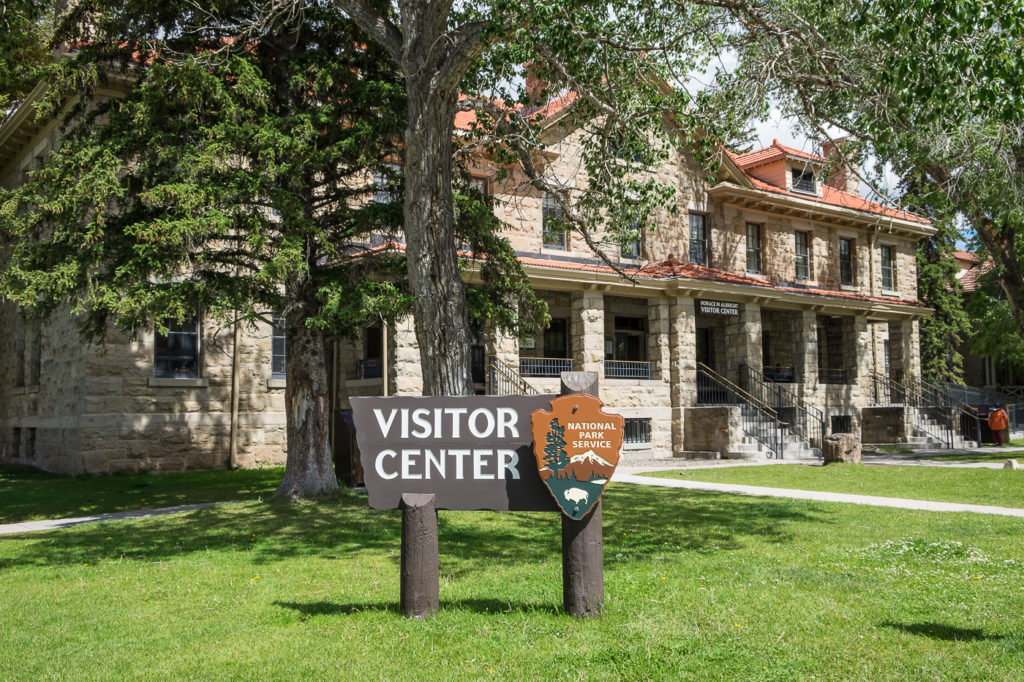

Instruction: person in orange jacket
[988,403,1009,446]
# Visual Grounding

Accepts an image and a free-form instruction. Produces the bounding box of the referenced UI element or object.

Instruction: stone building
[1,84,935,474]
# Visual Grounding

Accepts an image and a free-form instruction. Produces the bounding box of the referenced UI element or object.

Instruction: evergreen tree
[543,419,569,475]
[901,179,970,383]
[1,4,412,497]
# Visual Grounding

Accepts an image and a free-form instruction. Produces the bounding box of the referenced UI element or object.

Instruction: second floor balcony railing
[519,357,573,377]
[357,358,382,380]
[763,366,796,383]
[818,368,849,385]
[605,360,652,380]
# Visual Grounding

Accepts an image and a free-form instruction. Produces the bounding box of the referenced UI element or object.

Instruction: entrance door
[470,326,486,393]
[696,327,714,404]
[696,327,713,369]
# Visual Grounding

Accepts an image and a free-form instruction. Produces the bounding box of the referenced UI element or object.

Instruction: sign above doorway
[698,299,740,316]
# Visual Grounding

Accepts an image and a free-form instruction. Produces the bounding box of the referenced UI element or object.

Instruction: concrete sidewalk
[0,502,219,537]
[613,470,1024,518]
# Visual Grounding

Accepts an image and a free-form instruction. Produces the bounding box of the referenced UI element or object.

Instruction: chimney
[524,62,549,104]
[821,138,860,197]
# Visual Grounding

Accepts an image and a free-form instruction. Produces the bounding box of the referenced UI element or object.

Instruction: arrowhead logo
[530,394,623,520]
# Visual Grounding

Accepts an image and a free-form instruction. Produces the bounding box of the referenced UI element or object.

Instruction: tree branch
[332,0,403,64]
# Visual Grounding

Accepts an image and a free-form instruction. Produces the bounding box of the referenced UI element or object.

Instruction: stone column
[849,315,872,401]
[889,319,920,381]
[669,296,697,454]
[390,315,423,396]
[724,302,761,384]
[486,324,519,373]
[796,310,819,404]
[647,297,671,383]
[571,288,605,375]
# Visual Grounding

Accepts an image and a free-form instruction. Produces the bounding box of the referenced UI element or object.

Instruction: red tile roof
[732,139,825,169]
[523,254,925,308]
[953,250,992,292]
[726,140,930,227]
[454,91,578,132]
[953,249,979,264]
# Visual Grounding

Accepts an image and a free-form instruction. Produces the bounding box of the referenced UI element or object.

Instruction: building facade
[1,88,935,474]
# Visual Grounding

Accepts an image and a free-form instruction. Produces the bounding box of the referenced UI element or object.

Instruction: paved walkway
[614,472,1024,518]
[0,502,218,536]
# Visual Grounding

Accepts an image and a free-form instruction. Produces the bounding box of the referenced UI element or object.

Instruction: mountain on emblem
[530,394,624,520]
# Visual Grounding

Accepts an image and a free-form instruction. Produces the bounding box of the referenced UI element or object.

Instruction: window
[745,223,762,274]
[470,176,489,196]
[609,316,647,362]
[544,318,569,358]
[271,315,286,380]
[795,231,810,280]
[373,162,403,231]
[608,134,642,163]
[831,415,853,434]
[621,220,641,259]
[360,324,384,379]
[881,245,895,290]
[624,418,652,445]
[154,314,199,379]
[689,213,707,266]
[542,191,567,249]
[791,168,815,193]
[839,238,854,285]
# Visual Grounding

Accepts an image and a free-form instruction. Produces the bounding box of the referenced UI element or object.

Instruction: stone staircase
[727,415,822,460]
[903,407,977,449]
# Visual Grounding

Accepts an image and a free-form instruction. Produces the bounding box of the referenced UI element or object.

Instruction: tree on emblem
[544,419,570,477]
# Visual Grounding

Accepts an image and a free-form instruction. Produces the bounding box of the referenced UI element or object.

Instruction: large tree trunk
[275,312,339,500]
[400,5,474,397]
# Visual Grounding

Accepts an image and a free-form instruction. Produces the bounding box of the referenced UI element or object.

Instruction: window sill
[148,377,209,388]
[880,289,900,297]
[267,378,287,389]
[623,442,653,451]
[9,385,40,396]
[840,284,859,292]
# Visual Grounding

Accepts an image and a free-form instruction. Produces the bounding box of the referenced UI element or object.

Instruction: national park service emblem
[531,394,624,520]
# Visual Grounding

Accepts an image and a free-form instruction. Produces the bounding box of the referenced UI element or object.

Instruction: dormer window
[791,168,816,194]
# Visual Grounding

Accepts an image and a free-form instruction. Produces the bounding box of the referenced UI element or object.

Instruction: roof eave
[707,182,935,239]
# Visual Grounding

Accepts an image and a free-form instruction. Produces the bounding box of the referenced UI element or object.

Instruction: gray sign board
[351,394,560,511]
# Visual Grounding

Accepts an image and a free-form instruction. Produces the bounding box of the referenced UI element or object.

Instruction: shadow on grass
[0,483,830,573]
[0,464,284,523]
[274,598,562,617]
[881,620,1005,642]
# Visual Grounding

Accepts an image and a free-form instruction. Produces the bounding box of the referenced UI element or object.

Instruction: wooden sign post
[351,374,622,620]
[557,372,608,617]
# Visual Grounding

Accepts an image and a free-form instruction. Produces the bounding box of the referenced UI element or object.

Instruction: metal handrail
[697,363,785,458]
[740,364,826,449]
[487,357,538,396]
[698,363,778,415]
[870,372,954,448]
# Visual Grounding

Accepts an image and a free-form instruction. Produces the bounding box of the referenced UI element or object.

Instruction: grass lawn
[1,483,1022,680]
[0,464,284,523]
[641,464,1024,508]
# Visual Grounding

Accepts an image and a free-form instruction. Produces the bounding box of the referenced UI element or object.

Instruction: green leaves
[1,1,412,341]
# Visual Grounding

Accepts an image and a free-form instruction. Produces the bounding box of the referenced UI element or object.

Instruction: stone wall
[684,406,741,457]
[861,406,909,443]
[1,309,289,474]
